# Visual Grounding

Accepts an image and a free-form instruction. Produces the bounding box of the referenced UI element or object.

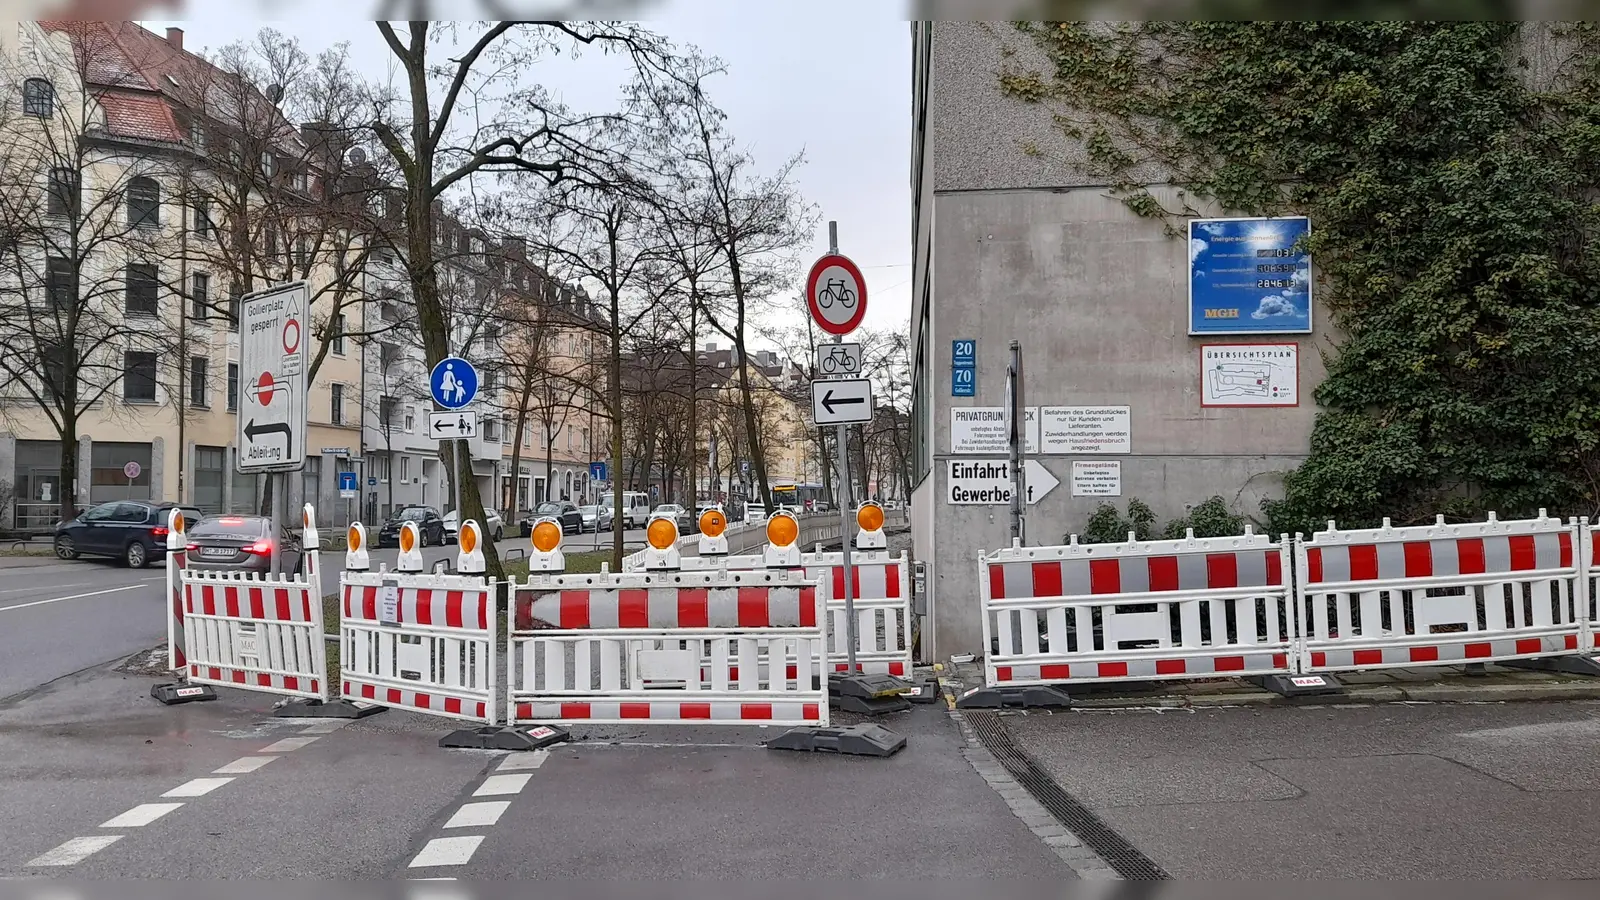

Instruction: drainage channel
[965,710,1170,880]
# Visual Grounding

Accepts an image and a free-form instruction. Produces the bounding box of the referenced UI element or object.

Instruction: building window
[22,78,53,117]
[189,356,207,407]
[127,176,160,228]
[331,383,344,425]
[123,351,157,402]
[41,342,66,402]
[47,167,76,217]
[379,395,397,429]
[125,263,158,316]
[294,234,309,268]
[404,408,415,432]
[484,418,499,443]
[332,314,346,355]
[227,362,239,411]
[190,120,207,151]
[401,456,411,481]
[190,272,209,319]
[261,151,275,179]
[228,283,241,330]
[194,199,212,238]
[45,256,71,309]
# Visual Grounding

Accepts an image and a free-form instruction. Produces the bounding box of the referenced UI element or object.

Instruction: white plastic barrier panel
[181,571,327,699]
[981,529,1296,687]
[808,550,913,677]
[1297,512,1583,673]
[508,568,828,727]
[179,505,329,699]
[340,570,498,723]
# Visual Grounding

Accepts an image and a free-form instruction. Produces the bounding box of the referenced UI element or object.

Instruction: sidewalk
[941,659,1600,707]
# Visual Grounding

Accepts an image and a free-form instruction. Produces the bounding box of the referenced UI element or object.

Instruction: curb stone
[934,670,1121,880]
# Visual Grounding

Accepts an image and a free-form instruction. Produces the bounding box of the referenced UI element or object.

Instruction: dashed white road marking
[443,801,510,829]
[100,803,183,828]
[494,750,549,771]
[260,736,320,753]
[27,836,123,866]
[408,836,484,868]
[161,777,234,798]
[214,756,276,775]
[472,773,532,797]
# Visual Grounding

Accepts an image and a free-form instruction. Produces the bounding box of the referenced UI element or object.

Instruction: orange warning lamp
[699,508,727,538]
[647,516,679,551]
[172,511,185,534]
[347,525,362,553]
[856,502,885,533]
[531,519,563,553]
[399,523,416,553]
[459,520,479,555]
[766,511,799,548]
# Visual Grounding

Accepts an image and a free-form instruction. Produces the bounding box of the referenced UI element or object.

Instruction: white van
[598,491,651,529]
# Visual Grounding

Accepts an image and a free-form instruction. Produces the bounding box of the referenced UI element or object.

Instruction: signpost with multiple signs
[237,281,311,574]
[806,222,874,682]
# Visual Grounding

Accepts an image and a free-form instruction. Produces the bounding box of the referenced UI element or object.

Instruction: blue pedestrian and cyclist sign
[1188,216,1312,335]
[430,356,479,410]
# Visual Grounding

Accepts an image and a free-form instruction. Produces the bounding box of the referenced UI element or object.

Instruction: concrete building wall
[911,22,1340,659]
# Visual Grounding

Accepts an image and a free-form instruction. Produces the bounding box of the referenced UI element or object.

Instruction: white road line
[494,750,549,771]
[161,777,234,798]
[214,756,276,775]
[0,580,100,596]
[442,801,510,829]
[297,720,351,734]
[100,803,183,828]
[259,736,320,753]
[0,584,148,614]
[27,835,123,867]
[471,773,532,797]
[407,836,484,868]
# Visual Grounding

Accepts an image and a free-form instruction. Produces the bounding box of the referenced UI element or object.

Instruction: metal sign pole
[826,221,861,675]
[1008,340,1025,545]
[270,472,283,575]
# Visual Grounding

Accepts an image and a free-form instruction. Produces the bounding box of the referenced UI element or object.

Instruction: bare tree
[652,52,816,513]
[0,24,186,526]
[367,22,677,576]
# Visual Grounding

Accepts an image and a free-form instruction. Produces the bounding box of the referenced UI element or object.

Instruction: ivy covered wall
[999,22,1600,532]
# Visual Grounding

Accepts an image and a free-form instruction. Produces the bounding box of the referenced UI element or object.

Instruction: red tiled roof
[98,90,183,143]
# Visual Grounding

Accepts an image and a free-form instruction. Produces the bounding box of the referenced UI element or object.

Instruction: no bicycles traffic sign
[805,253,867,336]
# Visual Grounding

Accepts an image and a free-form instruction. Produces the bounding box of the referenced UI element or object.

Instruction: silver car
[184,515,276,573]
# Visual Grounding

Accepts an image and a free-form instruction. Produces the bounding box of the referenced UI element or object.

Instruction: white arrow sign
[427,410,479,440]
[811,377,873,425]
[945,458,1058,506]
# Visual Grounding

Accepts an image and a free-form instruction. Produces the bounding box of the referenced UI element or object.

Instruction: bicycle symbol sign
[805,253,868,336]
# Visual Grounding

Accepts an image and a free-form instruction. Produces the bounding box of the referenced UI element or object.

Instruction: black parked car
[521,501,583,536]
[376,505,446,548]
[54,500,204,569]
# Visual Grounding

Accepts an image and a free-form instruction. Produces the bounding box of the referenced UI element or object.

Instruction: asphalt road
[0,674,1072,879]
[0,558,167,701]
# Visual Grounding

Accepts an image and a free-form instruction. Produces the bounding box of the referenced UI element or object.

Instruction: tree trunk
[57,423,78,523]
[609,289,624,567]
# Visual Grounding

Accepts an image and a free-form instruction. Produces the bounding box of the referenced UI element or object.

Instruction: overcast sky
[139,0,914,347]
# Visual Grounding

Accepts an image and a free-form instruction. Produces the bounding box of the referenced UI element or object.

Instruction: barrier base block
[902,677,942,704]
[439,724,570,751]
[767,723,907,758]
[150,682,217,705]
[1501,655,1600,678]
[829,672,912,715]
[955,684,1072,710]
[1248,673,1345,697]
[273,698,386,719]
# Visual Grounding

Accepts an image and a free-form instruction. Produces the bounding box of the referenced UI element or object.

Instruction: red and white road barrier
[979,528,1296,688]
[176,505,329,701]
[1297,512,1584,674]
[339,517,498,724]
[507,567,829,727]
